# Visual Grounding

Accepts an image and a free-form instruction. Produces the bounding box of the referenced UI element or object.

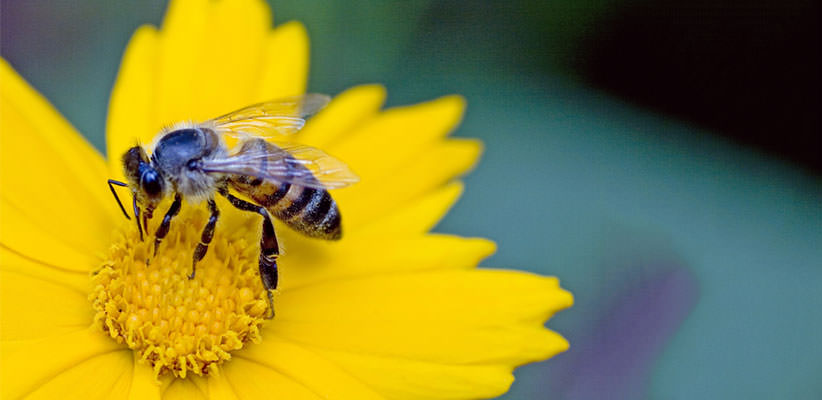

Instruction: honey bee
[107,94,357,318]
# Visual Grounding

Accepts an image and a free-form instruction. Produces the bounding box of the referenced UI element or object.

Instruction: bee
[106,94,358,318]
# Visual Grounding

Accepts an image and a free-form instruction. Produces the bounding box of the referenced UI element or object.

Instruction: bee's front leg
[132,196,143,241]
[153,193,182,256]
[190,199,219,279]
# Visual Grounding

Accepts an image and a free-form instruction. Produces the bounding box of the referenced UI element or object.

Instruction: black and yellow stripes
[230,177,342,240]
[273,185,341,240]
[226,140,342,240]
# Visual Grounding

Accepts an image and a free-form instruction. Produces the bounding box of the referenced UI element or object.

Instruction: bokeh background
[2,1,820,398]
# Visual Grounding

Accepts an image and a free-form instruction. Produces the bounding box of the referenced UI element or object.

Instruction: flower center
[91,208,269,378]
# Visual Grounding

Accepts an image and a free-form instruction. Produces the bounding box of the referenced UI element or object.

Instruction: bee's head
[123,145,166,209]
[139,165,164,199]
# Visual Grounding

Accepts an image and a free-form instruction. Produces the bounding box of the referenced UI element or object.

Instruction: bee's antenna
[133,196,144,241]
[107,179,131,220]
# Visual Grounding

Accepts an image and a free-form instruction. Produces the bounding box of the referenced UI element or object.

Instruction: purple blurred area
[555,264,698,399]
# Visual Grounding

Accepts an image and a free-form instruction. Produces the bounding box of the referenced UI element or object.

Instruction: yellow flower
[0,0,572,398]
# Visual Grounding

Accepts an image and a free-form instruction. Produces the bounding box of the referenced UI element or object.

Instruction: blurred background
[2,0,820,398]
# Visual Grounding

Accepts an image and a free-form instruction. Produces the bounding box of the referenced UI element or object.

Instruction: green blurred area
[2,1,821,398]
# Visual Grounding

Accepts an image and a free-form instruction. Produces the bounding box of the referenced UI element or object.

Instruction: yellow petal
[194,0,270,110]
[277,234,495,290]
[257,21,309,100]
[127,356,164,400]
[154,0,210,125]
[0,59,117,264]
[0,59,111,209]
[106,25,159,177]
[154,0,270,123]
[276,321,568,365]
[0,197,102,274]
[297,84,386,148]
[222,358,325,399]
[336,139,481,229]
[0,327,125,399]
[235,337,383,399]
[353,182,464,236]
[0,246,88,291]
[314,349,516,400]
[269,270,573,325]
[270,270,572,364]
[0,269,91,340]
[24,351,133,400]
[163,377,207,400]
[206,373,240,400]
[327,95,466,183]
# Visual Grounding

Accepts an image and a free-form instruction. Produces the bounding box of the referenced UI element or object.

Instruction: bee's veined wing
[209,94,331,139]
[199,142,358,190]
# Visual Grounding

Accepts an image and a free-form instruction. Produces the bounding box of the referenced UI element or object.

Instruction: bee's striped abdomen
[274,185,341,239]
[227,139,342,240]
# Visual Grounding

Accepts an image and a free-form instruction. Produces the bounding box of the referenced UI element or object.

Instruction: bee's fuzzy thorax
[149,120,199,152]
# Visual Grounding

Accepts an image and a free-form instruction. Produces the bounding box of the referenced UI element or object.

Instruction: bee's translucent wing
[209,94,331,139]
[199,142,358,190]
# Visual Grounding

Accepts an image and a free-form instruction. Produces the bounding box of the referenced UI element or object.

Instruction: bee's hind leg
[190,199,220,279]
[221,191,279,319]
[153,193,182,256]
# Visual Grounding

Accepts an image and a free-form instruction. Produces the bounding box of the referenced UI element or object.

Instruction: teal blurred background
[2,1,820,398]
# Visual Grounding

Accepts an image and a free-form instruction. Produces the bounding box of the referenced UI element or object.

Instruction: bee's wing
[199,142,358,190]
[209,94,331,139]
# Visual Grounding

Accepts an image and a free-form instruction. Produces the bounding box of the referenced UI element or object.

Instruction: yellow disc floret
[90,208,270,378]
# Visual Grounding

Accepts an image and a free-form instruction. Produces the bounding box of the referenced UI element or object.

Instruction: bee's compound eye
[141,170,163,197]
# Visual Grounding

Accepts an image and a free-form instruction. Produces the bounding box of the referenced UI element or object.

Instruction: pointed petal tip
[440,93,467,110]
[474,237,498,258]
[272,20,308,40]
[343,84,387,103]
[533,329,571,362]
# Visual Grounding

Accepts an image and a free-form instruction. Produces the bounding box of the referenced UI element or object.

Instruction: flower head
[0,0,572,398]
